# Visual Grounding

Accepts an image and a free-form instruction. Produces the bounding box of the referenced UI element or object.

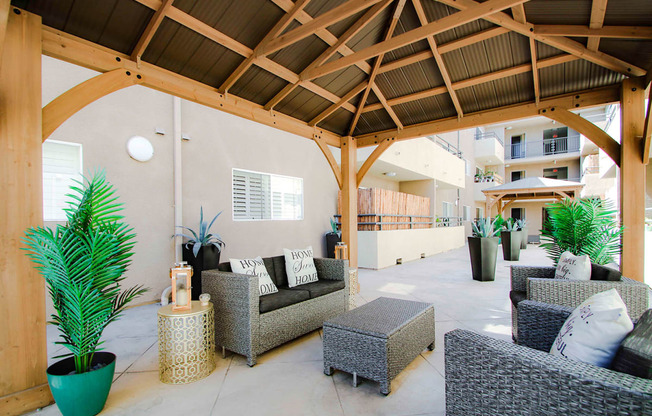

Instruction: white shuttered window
[233,169,303,221]
[42,140,83,221]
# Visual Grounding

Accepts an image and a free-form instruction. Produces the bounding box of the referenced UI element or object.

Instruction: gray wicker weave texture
[445,329,652,416]
[323,297,435,395]
[517,300,573,351]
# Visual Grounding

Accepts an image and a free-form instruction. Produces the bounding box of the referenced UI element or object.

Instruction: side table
[158,301,215,384]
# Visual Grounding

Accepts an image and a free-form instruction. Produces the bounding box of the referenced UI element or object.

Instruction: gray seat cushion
[271,255,289,287]
[590,263,621,282]
[611,309,652,379]
[289,279,345,299]
[259,288,309,314]
[509,290,527,307]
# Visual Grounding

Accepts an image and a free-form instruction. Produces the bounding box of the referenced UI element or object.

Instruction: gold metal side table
[158,301,215,384]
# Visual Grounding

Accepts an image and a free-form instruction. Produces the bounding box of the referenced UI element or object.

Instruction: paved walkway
[34,245,553,416]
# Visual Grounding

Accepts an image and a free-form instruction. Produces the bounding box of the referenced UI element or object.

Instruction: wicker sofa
[202,256,348,366]
[509,264,650,340]
[445,300,652,416]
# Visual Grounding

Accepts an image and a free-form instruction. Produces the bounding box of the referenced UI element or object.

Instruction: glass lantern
[170,262,193,311]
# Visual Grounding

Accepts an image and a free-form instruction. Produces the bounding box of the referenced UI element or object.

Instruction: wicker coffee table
[323,297,435,395]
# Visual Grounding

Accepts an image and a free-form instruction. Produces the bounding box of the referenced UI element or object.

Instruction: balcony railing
[428,135,463,159]
[474,173,504,184]
[333,214,463,230]
[583,165,600,175]
[506,136,580,160]
[474,131,504,146]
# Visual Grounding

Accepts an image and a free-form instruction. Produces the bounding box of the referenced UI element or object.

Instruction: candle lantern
[334,242,348,260]
[170,262,193,311]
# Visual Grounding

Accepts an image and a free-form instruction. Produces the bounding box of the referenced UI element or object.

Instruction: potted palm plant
[540,198,623,265]
[501,218,521,261]
[175,207,225,299]
[468,218,501,281]
[23,171,147,416]
[325,217,341,258]
[516,218,528,249]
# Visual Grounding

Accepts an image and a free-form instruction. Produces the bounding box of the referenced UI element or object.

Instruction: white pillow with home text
[283,246,319,288]
[554,251,591,281]
[230,256,278,296]
[550,289,633,368]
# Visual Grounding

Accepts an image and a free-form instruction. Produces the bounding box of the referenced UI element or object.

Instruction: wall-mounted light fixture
[155,127,166,135]
[384,172,397,177]
[126,136,154,162]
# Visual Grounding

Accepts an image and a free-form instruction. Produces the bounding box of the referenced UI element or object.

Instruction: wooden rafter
[510,4,540,104]
[130,0,173,63]
[356,137,395,186]
[587,0,608,51]
[219,0,311,93]
[534,25,652,39]
[356,85,620,146]
[362,54,577,113]
[437,0,645,77]
[264,0,392,111]
[309,82,368,126]
[349,0,407,136]
[371,84,404,129]
[412,0,463,117]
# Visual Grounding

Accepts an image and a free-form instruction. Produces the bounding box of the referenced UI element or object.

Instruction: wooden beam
[356,85,620,146]
[349,0,406,135]
[510,4,526,23]
[620,77,646,282]
[42,26,342,147]
[540,106,621,166]
[264,0,391,110]
[0,0,10,70]
[356,137,395,186]
[0,9,53,416]
[302,0,528,81]
[510,4,539,104]
[341,136,358,269]
[412,0,463,117]
[313,133,343,189]
[219,0,311,93]
[534,25,652,39]
[587,0,608,50]
[130,0,173,62]
[259,0,384,57]
[363,54,578,113]
[43,69,144,141]
[642,86,651,165]
[371,84,404,129]
[309,81,367,126]
[437,0,645,77]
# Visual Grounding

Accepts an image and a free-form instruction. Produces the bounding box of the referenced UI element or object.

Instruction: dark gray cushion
[590,263,621,282]
[217,257,275,277]
[289,279,345,299]
[271,255,289,287]
[611,309,652,379]
[509,290,527,307]
[259,288,309,314]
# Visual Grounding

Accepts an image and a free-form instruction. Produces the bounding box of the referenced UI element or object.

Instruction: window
[463,205,471,221]
[511,207,525,220]
[442,201,453,218]
[42,140,83,221]
[475,207,484,220]
[464,158,473,176]
[543,167,568,180]
[232,169,303,221]
[511,170,525,182]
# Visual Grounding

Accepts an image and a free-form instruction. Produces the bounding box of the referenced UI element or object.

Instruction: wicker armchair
[509,265,650,340]
[445,301,652,416]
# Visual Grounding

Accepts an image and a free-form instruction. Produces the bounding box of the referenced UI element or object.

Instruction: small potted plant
[516,218,528,249]
[174,207,225,299]
[468,218,501,281]
[501,218,521,261]
[23,171,147,416]
[325,217,341,258]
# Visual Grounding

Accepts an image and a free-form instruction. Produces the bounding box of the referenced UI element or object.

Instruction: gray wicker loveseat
[445,300,652,416]
[202,256,348,366]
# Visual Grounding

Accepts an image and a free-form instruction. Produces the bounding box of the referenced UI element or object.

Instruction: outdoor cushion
[289,279,345,299]
[509,290,527,307]
[259,288,310,314]
[590,263,622,282]
[554,251,591,281]
[611,309,652,379]
[283,246,319,287]
[271,255,289,287]
[229,256,278,296]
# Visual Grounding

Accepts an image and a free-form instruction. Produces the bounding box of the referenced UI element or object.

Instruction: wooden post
[341,136,358,269]
[620,77,646,282]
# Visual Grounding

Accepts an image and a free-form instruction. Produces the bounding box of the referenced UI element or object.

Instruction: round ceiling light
[126,136,154,162]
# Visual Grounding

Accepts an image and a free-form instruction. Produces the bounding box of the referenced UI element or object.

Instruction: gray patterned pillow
[611,309,652,379]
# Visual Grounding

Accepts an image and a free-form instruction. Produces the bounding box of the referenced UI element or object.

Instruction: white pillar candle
[176,288,188,306]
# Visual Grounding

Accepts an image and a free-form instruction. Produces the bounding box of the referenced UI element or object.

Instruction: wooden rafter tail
[313,133,343,189]
[131,0,174,63]
[348,0,407,136]
[587,0,608,51]
[356,137,395,187]
[304,0,528,81]
[412,0,463,118]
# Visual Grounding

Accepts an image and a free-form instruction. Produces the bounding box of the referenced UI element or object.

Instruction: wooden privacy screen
[337,188,431,231]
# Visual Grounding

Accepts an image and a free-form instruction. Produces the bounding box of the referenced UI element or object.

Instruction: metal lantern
[170,262,193,311]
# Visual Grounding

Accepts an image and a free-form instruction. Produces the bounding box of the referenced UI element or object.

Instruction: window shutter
[42,141,82,221]
[233,169,303,221]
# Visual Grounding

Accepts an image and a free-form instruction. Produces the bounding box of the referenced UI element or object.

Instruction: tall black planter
[468,236,499,282]
[182,244,221,300]
[325,232,341,258]
[520,228,528,249]
[501,231,521,261]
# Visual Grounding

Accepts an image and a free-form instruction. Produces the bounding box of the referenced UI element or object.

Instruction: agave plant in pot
[468,218,501,281]
[501,218,521,261]
[23,171,147,416]
[175,207,225,299]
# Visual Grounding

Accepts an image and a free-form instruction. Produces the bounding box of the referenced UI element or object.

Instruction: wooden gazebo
[1,0,651,413]
[483,176,585,216]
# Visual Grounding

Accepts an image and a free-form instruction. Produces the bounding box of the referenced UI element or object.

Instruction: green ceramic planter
[46,352,116,416]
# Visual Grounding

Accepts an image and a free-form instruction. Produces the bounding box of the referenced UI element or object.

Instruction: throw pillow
[550,289,633,368]
[611,309,652,379]
[230,256,278,296]
[283,246,319,288]
[554,251,591,281]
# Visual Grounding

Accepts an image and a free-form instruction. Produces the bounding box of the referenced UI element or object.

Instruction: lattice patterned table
[157,301,215,384]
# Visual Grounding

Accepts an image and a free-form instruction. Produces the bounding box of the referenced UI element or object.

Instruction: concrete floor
[33,245,553,416]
